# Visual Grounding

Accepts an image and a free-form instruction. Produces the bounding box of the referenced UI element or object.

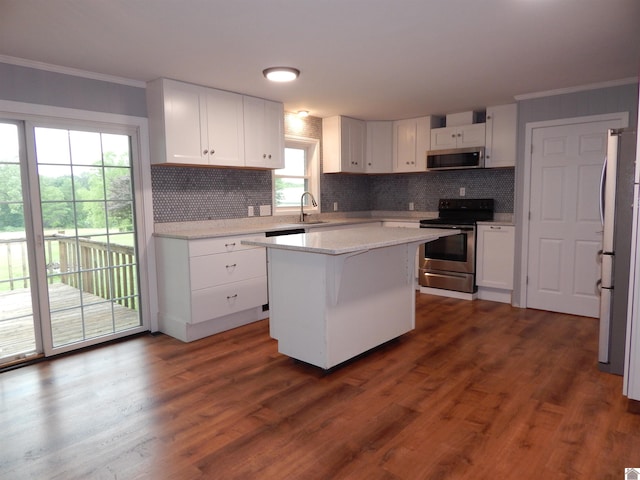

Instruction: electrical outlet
[248,206,254,217]
[333,202,338,211]
[259,205,271,216]
[459,187,466,197]
[409,202,414,211]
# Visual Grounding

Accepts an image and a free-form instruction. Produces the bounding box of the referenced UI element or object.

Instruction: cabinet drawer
[189,234,265,257]
[191,276,267,323]
[190,248,266,290]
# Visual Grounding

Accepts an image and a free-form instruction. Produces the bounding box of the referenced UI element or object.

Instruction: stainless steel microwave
[426,146,485,171]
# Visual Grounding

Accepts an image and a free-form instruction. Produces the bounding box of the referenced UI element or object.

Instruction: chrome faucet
[300,191,317,222]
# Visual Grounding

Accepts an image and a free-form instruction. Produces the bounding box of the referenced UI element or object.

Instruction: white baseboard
[477,287,512,304]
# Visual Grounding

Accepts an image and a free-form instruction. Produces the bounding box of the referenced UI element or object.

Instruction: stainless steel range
[419,198,494,293]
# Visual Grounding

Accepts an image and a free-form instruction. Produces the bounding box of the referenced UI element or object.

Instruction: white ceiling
[1,0,639,120]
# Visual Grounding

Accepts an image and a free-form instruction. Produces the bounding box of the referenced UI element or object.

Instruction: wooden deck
[0,282,140,360]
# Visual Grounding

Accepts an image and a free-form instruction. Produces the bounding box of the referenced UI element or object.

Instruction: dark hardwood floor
[2,294,639,479]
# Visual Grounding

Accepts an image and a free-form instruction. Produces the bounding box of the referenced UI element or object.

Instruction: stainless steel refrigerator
[599,128,637,375]
[624,126,640,400]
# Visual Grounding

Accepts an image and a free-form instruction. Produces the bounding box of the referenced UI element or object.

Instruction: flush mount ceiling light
[297,110,309,117]
[263,67,300,82]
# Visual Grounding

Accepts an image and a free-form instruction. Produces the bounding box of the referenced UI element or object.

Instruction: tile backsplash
[151,166,273,223]
[151,113,514,223]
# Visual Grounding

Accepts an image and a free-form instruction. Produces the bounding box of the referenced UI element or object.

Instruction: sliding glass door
[0,119,146,365]
[0,122,39,363]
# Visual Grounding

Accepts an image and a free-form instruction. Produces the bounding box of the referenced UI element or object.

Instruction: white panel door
[527,120,619,317]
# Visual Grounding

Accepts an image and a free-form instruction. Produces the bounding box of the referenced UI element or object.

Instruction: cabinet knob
[263,153,267,158]
[211,149,215,154]
[203,149,208,155]
[268,154,272,159]
[451,134,456,138]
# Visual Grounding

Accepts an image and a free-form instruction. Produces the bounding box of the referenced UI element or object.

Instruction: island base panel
[267,244,417,369]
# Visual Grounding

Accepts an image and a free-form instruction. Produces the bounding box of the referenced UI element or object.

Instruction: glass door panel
[0,122,38,364]
[34,126,142,349]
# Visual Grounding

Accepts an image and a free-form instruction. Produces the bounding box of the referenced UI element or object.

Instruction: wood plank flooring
[1,293,639,479]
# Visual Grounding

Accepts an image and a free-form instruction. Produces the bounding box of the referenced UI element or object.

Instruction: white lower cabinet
[476,224,515,303]
[155,234,268,341]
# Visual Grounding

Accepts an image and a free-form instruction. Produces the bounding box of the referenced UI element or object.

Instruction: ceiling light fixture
[297,110,309,117]
[263,67,300,82]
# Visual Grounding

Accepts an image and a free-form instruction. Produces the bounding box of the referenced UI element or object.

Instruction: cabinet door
[430,126,458,151]
[365,121,393,173]
[191,276,268,323]
[343,117,365,172]
[485,104,517,168]
[414,116,430,170]
[262,99,284,169]
[476,225,515,289]
[204,89,245,167]
[457,123,486,148]
[393,117,430,172]
[393,119,418,172]
[244,97,285,169]
[163,82,207,164]
[190,248,267,290]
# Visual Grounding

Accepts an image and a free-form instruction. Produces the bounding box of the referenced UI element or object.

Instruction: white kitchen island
[242,226,456,369]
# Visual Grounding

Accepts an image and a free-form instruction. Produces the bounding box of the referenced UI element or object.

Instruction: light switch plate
[248,206,254,217]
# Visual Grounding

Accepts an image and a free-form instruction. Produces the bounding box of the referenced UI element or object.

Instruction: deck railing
[1,236,137,309]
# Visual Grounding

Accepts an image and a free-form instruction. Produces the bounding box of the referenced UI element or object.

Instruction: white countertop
[241,226,457,255]
[153,218,382,239]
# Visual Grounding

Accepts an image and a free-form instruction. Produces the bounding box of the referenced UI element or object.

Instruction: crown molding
[514,77,638,101]
[0,55,146,88]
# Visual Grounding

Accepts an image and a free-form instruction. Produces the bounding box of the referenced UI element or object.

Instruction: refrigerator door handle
[599,286,612,363]
[599,155,607,226]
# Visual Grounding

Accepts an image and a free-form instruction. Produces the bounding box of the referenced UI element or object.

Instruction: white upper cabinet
[365,121,393,174]
[204,88,245,167]
[243,96,284,169]
[147,79,205,164]
[147,78,284,169]
[393,116,433,172]
[430,123,486,151]
[484,103,517,168]
[322,116,366,173]
[147,78,244,166]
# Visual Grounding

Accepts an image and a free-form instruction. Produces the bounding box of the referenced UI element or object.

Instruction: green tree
[0,164,25,230]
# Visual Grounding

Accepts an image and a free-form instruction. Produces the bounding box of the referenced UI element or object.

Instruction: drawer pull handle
[226,294,238,300]
[225,242,236,248]
[490,226,502,230]
[226,263,237,269]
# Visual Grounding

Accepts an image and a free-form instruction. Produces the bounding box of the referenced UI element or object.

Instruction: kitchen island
[242,226,456,369]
